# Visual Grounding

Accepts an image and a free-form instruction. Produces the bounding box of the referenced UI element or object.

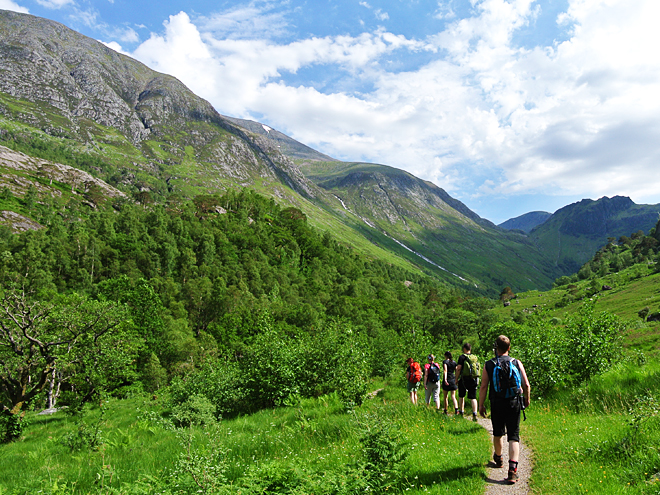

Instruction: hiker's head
[444,351,453,360]
[406,357,414,365]
[462,343,472,353]
[427,354,435,362]
[494,335,511,354]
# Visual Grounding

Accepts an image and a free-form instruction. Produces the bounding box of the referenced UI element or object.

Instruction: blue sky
[2,0,660,225]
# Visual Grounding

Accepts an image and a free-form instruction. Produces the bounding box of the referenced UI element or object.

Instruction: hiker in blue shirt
[479,335,531,485]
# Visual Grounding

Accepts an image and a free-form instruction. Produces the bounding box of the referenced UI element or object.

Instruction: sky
[2,0,660,224]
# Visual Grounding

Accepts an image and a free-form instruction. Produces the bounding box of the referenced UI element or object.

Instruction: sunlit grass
[0,382,491,494]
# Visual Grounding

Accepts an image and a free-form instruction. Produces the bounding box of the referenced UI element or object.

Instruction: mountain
[499,211,551,233]
[527,196,660,275]
[0,9,319,203]
[2,9,658,296]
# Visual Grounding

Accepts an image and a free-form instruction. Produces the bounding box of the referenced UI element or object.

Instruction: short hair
[495,335,511,353]
[406,357,414,364]
[445,351,453,360]
[462,343,472,351]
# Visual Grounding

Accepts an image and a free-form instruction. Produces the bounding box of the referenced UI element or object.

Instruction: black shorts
[490,398,521,442]
[458,377,477,400]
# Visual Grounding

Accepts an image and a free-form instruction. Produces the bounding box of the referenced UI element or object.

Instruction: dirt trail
[476,416,532,494]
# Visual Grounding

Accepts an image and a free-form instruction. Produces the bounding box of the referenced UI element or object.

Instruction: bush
[168,359,248,419]
[171,394,217,428]
[0,410,26,443]
[479,304,624,396]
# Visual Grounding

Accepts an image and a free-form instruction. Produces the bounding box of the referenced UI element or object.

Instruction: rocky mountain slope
[0,9,318,203]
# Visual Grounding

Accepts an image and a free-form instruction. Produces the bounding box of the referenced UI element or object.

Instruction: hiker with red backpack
[423,354,442,410]
[405,357,422,404]
[479,335,531,485]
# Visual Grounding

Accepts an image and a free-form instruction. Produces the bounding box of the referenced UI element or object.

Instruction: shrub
[171,394,217,428]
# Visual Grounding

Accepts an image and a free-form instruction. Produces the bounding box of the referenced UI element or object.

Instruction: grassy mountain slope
[297,159,559,292]
[492,263,660,353]
[528,196,660,275]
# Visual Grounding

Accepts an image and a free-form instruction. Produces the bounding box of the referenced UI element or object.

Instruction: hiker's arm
[423,369,428,388]
[443,363,448,384]
[478,366,489,417]
[517,360,531,408]
[455,364,462,377]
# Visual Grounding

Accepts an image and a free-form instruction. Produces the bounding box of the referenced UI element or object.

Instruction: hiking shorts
[407,380,421,393]
[458,377,478,400]
[490,398,521,442]
[425,381,440,404]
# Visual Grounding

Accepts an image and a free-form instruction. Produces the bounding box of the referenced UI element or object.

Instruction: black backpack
[427,363,441,383]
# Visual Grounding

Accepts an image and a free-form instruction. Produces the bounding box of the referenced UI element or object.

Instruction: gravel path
[476,416,533,495]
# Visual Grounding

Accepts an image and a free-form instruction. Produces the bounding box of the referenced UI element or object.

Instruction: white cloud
[129,0,660,206]
[35,0,73,8]
[101,40,130,56]
[0,0,28,13]
[374,9,389,21]
[112,26,139,43]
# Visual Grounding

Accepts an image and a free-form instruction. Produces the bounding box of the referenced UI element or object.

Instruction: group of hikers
[405,335,531,485]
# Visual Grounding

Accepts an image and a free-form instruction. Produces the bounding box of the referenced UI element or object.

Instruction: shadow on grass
[413,462,484,485]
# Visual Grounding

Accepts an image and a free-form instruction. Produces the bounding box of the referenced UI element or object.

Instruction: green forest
[2,187,660,494]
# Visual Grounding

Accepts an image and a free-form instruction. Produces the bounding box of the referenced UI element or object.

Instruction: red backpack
[409,362,422,383]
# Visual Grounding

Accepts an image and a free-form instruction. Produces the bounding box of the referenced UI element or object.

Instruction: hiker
[455,342,480,421]
[442,351,459,414]
[405,357,422,405]
[424,354,441,410]
[479,335,531,485]
[423,359,432,405]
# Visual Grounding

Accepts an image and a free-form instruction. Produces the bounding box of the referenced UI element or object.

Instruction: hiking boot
[443,409,448,415]
[506,469,519,484]
[472,413,478,422]
[458,410,464,416]
[493,454,503,468]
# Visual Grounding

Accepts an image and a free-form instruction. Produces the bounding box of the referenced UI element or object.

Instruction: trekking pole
[519,394,526,421]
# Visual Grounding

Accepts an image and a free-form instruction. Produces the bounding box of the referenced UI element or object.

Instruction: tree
[0,288,138,440]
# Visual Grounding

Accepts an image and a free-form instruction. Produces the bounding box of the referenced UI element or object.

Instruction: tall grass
[0,382,491,494]
[526,358,660,494]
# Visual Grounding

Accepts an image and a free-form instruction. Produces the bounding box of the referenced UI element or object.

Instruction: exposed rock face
[0,10,318,199]
[0,210,42,232]
[0,144,126,199]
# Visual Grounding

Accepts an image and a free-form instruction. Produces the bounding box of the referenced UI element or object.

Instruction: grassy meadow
[2,357,660,494]
[0,383,491,494]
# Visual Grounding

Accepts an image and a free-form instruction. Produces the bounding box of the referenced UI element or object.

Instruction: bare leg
[493,436,504,457]
[509,440,519,463]
[451,391,458,411]
[443,390,449,411]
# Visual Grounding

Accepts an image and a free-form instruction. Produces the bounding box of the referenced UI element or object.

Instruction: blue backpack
[492,356,522,399]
